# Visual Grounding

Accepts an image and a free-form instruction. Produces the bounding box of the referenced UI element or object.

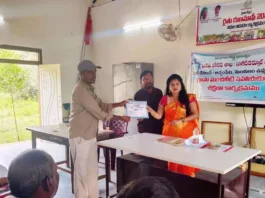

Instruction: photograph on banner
[189,47,265,104]
[197,0,265,45]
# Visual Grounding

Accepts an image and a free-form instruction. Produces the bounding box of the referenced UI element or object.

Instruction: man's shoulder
[134,89,145,98]
[135,89,144,95]
[73,81,91,94]
[72,83,93,101]
[153,87,162,91]
[73,81,83,90]
[153,87,163,94]
[72,82,81,95]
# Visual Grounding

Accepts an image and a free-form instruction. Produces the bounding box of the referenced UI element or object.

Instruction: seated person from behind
[117,177,180,198]
[7,149,59,198]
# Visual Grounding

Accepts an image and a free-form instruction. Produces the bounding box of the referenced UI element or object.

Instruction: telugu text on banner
[189,47,265,104]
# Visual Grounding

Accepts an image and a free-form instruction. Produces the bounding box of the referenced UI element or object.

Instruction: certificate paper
[126,101,149,118]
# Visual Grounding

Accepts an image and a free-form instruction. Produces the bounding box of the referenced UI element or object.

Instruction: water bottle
[192,128,200,144]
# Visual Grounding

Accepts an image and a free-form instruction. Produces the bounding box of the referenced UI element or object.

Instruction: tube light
[123,20,162,32]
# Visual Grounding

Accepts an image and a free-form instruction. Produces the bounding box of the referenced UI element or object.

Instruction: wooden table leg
[71,153,74,194]
[32,132,37,148]
[245,159,252,198]
[217,174,223,198]
[105,147,110,198]
[110,148,116,171]
[66,145,70,168]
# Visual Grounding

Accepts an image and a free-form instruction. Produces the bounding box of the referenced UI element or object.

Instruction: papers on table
[185,135,233,152]
[205,144,234,152]
[184,135,208,148]
[126,101,149,118]
[158,135,234,152]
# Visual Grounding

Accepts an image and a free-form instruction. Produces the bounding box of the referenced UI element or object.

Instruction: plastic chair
[98,119,128,170]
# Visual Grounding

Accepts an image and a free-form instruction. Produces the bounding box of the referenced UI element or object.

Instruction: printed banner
[189,47,265,104]
[197,0,265,45]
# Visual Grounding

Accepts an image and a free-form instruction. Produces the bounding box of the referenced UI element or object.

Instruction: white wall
[0,0,91,103]
[91,0,196,98]
[91,0,265,145]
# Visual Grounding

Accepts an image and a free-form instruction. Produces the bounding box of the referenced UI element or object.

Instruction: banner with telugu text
[197,0,265,45]
[189,47,265,104]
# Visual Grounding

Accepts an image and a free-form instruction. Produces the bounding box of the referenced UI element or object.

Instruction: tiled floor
[0,140,265,197]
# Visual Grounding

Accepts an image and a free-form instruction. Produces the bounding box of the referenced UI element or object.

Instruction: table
[26,125,115,195]
[98,133,261,198]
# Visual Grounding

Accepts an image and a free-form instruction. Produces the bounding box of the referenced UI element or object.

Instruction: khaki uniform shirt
[69,81,113,140]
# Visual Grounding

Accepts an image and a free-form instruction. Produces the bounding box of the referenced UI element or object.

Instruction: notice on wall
[197,0,265,45]
[189,47,265,104]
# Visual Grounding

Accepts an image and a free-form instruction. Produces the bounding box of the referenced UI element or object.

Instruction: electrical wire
[243,107,252,146]
[178,0,181,20]
[174,6,197,30]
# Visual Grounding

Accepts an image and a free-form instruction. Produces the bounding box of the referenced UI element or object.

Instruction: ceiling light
[123,20,162,32]
[0,16,4,23]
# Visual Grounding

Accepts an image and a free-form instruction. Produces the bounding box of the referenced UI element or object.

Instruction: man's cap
[78,60,102,72]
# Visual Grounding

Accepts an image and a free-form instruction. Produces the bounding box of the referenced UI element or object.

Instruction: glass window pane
[0,49,39,61]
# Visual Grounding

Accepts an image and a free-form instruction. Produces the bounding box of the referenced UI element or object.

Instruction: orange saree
[161,94,200,177]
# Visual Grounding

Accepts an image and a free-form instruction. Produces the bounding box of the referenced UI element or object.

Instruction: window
[0,45,42,65]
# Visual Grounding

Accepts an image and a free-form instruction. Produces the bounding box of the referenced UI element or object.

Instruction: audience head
[117,177,180,198]
[165,74,191,116]
[8,149,59,198]
[140,70,153,90]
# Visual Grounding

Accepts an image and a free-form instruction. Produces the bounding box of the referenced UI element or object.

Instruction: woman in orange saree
[147,74,200,177]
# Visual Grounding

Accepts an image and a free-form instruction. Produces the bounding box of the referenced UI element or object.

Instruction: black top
[134,87,163,134]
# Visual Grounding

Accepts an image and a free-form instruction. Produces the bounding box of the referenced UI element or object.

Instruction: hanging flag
[84,7,92,45]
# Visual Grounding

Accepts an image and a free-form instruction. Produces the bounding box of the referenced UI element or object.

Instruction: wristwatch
[181,118,185,123]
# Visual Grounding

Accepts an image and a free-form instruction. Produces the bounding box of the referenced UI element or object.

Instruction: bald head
[8,149,59,198]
